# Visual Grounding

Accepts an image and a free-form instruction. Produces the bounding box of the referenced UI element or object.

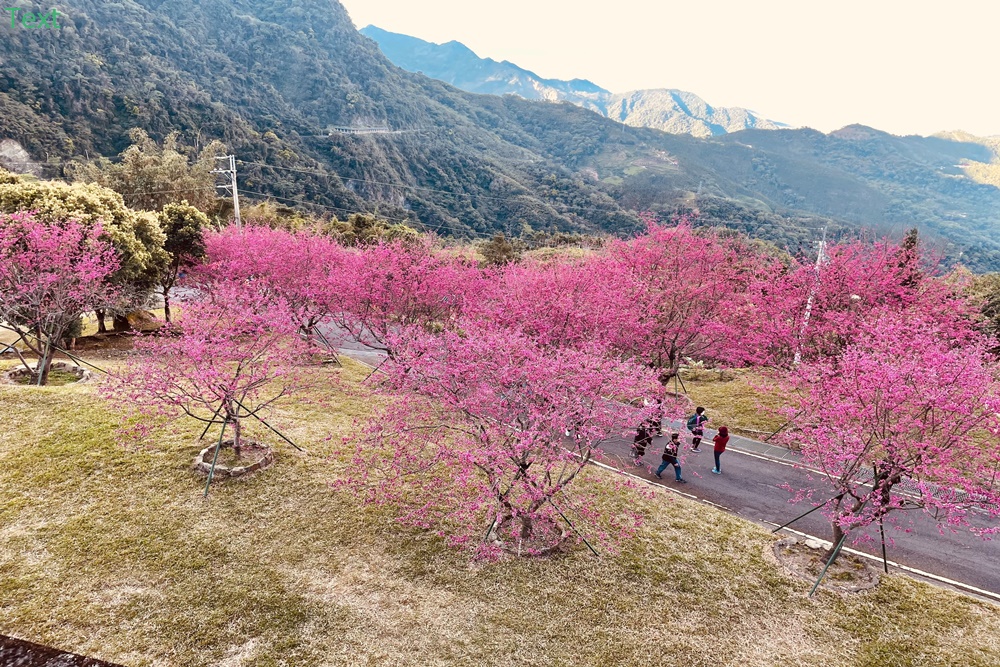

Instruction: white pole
[213,155,242,230]
[794,228,827,366]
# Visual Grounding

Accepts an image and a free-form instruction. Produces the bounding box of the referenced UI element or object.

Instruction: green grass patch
[9,368,82,386]
[0,357,998,665]
[679,368,791,438]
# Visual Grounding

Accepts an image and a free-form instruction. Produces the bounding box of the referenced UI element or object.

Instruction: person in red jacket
[712,426,729,474]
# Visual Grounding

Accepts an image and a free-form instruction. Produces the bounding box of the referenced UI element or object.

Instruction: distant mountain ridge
[360,25,786,137]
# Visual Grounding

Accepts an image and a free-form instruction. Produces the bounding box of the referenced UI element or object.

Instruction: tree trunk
[163,294,172,323]
[112,313,132,332]
[36,342,53,386]
[656,348,683,384]
[519,515,533,540]
[822,522,845,565]
[231,414,242,458]
[95,309,107,334]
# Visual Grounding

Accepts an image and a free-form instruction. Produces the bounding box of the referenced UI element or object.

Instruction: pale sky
[339,0,1000,137]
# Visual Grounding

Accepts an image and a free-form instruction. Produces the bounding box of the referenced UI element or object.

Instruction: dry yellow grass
[0,357,999,666]
[678,369,792,438]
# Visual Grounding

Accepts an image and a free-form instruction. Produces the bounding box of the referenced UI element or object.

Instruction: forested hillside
[0,0,639,238]
[2,0,1000,268]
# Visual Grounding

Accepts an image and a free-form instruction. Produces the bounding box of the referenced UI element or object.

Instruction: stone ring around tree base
[770,536,881,594]
[489,515,572,557]
[3,361,92,386]
[194,439,275,480]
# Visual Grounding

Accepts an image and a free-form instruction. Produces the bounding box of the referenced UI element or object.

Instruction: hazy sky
[339,0,1000,137]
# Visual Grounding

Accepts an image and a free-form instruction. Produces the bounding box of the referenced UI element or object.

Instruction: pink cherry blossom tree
[467,259,609,350]
[784,310,1000,564]
[105,279,304,457]
[341,318,664,557]
[742,237,966,368]
[594,217,774,383]
[326,240,481,358]
[0,212,119,385]
[200,225,349,354]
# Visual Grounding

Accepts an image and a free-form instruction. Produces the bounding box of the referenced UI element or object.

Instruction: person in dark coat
[655,433,685,482]
[712,426,730,474]
[632,424,651,466]
[649,397,664,436]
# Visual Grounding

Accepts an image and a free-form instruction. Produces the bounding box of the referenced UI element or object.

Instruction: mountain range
[360,26,786,138]
[1,1,999,270]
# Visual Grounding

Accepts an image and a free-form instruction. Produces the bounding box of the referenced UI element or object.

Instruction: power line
[107,185,220,197]
[239,189,408,223]
[0,171,219,199]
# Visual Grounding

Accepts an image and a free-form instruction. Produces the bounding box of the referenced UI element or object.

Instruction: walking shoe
[691,448,700,453]
[711,468,721,474]
[676,478,687,483]
[654,472,663,479]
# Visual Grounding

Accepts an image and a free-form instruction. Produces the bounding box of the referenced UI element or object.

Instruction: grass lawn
[1,356,999,666]
[678,368,792,439]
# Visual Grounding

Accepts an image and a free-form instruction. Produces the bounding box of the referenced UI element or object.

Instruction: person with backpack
[712,426,730,474]
[654,433,686,482]
[687,407,708,452]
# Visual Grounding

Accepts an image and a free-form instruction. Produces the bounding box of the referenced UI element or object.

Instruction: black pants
[690,428,703,448]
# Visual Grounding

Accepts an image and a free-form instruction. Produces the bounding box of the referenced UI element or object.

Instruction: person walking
[687,406,708,452]
[655,433,685,482]
[632,423,651,467]
[644,397,664,437]
[712,426,729,474]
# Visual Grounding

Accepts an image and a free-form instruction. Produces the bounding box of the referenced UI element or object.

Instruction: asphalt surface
[598,421,1000,601]
[332,343,1000,601]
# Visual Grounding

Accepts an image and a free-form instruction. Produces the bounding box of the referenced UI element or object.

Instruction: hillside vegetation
[1,1,1000,267]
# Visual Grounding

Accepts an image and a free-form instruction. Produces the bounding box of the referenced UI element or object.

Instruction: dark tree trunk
[823,522,845,565]
[519,515,533,540]
[225,398,243,457]
[36,343,53,386]
[232,417,242,458]
[163,295,172,323]
[95,309,107,333]
[112,313,132,332]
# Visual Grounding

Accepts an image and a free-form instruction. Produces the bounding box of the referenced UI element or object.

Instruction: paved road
[597,422,1000,601]
[333,344,1000,601]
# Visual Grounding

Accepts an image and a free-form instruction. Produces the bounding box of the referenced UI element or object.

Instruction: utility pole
[793,227,827,366]
[213,155,242,230]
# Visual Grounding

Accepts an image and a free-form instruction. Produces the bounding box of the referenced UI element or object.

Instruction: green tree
[479,232,524,266]
[67,128,226,213]
[158,201,209,323]
[325,212,418,246]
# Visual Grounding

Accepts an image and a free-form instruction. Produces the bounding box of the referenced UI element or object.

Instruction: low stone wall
[3,361,93,385]
[194,439,275,479]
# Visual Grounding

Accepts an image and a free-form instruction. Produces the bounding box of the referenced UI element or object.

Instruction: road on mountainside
[597,423,1000,601]
[332,342,1000,601]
